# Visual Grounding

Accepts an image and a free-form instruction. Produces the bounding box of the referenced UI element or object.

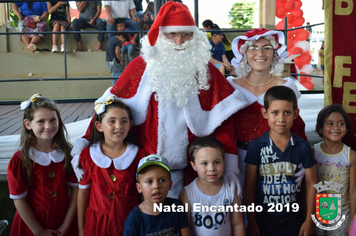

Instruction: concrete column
[259,0,275,29]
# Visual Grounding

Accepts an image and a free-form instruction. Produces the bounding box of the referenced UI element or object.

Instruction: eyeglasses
[164,32,194,40]
[247,45,274,55]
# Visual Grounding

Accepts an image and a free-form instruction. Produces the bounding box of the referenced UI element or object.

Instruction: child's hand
[298,220,314,236]
[36,228,61,236]
[247,221,260,236]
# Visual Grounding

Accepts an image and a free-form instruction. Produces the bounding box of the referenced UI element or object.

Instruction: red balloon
[292,47,303,55]
[287,39,295,49]
[285,0,296,10]
[295,29,309,41]
[276,20,286,30]
[292,17,305,27]
[287,30,295,39]
[277,0,287,2]
[290,8,303,18]
[299,77,307,83]
[294,59,303,69]
[276,7,288,18]
[298,52,312,64]
[295,0,302,8]
[276,1,285,8]
[301,80,314,90]
[286,14,294,23]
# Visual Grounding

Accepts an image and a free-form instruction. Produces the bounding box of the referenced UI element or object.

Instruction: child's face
[116,23,125,32]
[320,112,347,142]
[95,107,133,145]
[262,100,298,136]
[136,166,172,205]
[24,108,59,143]
[190,147,225,184]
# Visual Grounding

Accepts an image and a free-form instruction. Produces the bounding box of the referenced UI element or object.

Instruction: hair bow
[20,93,42,111]
[94,95,116,115]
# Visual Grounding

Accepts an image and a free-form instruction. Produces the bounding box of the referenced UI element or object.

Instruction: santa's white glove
[294,163,305,187]
[71,138,90,182]
[223,153,242,197]
[223,170,242,197]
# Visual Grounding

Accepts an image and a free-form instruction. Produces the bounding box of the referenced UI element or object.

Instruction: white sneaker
[51,45,58,53]
[60,44,65,52]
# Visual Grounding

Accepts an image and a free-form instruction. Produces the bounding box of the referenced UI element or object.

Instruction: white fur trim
[118,72,152,126]
[167,170,184,198]
[157,101,189,170]
[79,183,92,189]
[226,76,301,106]
[160,26,197,33]
[89,143,139,170]
[9,190,28,200]
[184,89,249,136]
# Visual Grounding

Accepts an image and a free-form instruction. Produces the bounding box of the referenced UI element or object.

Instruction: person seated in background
[141,1,154,31]
[106,32,125,86]
[116,20,138,65]
[71,1,106,52]
[209,27,234,75]
[203,19,234,62]
[11,2,48,53]
[133,0,149,19]
[105,0,141,39]
[47,1,71,53]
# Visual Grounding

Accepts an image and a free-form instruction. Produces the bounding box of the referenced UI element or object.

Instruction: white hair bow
[20,93,42,111]
[94,95,116,115]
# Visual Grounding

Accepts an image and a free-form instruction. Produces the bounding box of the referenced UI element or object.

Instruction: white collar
[89,142,139,170]
[20,147,65,166]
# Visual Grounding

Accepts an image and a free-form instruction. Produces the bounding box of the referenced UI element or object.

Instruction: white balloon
[300,64,313,74]
[295,41,310,52]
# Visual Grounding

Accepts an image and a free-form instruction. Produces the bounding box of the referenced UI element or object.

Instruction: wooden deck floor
[0,102,94,136]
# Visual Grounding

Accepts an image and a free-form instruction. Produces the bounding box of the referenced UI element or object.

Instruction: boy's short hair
[115,19,125,26]
[136,154,171,181]
[117,32,130,42]
[264,86,297,111]
[189,136,224,163]
[315,104,353,137]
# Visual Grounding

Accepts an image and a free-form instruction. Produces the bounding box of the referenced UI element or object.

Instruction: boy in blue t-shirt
[244,86,317,236]
[123,155,190,236]
[209,28,234,75]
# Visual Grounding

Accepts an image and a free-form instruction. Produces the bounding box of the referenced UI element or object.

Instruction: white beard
[141,31,212,107]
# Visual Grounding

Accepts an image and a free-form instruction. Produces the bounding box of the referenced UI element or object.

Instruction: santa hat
[146,2,197,54]
[231,28,288,69]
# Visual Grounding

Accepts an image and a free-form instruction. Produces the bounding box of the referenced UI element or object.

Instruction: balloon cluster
[276,0,314,90]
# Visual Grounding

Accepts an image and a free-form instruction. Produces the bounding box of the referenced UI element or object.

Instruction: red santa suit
[7,148,78,236]
[73,2,248,197]
[80,56,248,197]
[79,143,148,236]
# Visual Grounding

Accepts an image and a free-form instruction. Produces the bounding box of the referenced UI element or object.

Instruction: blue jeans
[122,43,137,64]
[107,18,140,39]
[107,60,123,86]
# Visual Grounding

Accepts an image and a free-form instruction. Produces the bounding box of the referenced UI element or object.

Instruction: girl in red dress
[77,96,149,236]
[7,94,78,236]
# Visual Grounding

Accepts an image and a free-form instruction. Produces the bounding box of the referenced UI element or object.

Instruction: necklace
[245,74,274,87]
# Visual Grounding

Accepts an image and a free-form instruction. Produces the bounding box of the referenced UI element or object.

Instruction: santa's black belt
[236,140,250,150]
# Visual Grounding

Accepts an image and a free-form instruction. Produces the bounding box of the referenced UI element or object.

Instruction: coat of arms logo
[311,181,346,230]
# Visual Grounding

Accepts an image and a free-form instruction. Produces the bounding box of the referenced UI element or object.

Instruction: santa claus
[71,1,248,197]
